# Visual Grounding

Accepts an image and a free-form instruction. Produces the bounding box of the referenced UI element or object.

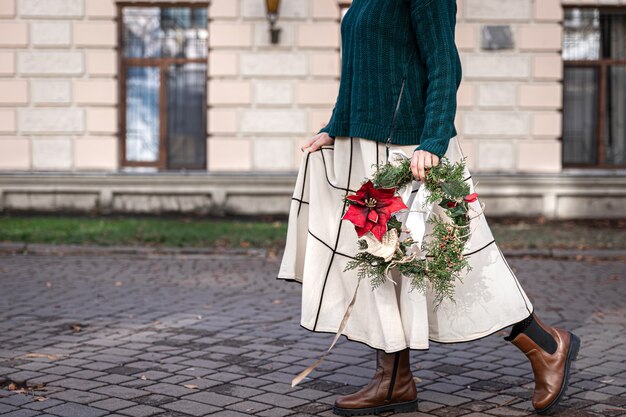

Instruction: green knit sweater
[318,0,462,158]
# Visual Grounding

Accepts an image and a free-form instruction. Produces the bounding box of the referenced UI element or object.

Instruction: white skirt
[277,136,534,352]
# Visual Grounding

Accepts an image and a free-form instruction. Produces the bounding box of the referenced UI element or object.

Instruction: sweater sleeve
[410,0,461,158]
[317,106,336,139]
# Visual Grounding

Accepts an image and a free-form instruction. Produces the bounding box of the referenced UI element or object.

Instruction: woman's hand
[411,149,440,183]
[300,132,334,152]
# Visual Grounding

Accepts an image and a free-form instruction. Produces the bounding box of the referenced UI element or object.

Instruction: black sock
[505,315,558,354]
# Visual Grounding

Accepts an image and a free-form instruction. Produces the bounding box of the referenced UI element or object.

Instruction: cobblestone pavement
[0,250,624,417]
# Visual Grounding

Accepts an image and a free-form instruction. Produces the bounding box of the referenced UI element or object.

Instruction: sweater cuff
[414,138,450,159]
[317,125,334,139]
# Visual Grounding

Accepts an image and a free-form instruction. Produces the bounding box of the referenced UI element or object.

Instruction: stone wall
[454,0,564,173]
[0,0,625,176]
[0,0,118,171]
[207,0,340,172]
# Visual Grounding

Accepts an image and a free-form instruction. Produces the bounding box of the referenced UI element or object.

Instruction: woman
[277,0,580,415]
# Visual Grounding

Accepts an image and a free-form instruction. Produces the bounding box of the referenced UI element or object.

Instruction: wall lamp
[265,0,282,44]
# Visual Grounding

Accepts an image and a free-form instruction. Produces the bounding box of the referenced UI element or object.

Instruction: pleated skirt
[277,136,534,352]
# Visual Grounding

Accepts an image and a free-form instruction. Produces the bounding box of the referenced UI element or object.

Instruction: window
[119,4,208,170]
[562,7,626,167]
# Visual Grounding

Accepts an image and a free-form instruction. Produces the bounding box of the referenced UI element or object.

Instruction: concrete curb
[0,242,268,258]
[0,242,625,260]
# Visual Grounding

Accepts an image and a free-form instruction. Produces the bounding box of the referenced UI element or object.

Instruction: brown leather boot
[332,348,418,416]
[507,314,581,414]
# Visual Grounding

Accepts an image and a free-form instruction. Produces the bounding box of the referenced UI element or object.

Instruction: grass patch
[489,218,625,250]
[0,215,624,250]
[0,216,287,249]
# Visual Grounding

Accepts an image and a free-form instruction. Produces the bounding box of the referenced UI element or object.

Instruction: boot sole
[536,332,581,415]
[332,399,418,416]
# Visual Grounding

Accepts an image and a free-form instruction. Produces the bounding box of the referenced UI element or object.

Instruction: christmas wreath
[342,155,479,304]
[290,154,483,388]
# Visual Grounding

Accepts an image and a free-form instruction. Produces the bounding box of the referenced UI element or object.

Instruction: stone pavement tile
[6,371,45,383]
[122,379,158,389]
[16,362,55,372]
[162,399,220,416]
[116,404,164,417]
[292,401,332,414]
[249,392,310,408]
[81,362,118,371]
[484,394,522,406]
[22,398,64,411]
[203,371,243,382]
[90,398,137,411]
[428,405,470,416]
[130,371,170,381]
[455,388,496,401]
[132,394,175,407]
[289,387,333,401]
[0,410,41,417]
[139,383,190,398]
[226,400,274,413]
[44,366,82,376]
[95,374,135,384]
[255,383,298,396]
[49,388,108,404]
[459,400,496,413]
[23,375,66,386]
[208,383,264,398]
[481,406,529,416]
[255,408,295,417]
[49,377,106,391]
[45,403,108,417]
[178,378,221,389]
[64,370,107,380]
[209,411,257,417]
[0,394,34,407]
[418,390,472,407]
[230,377,273,388]
[417,401,445,412]
[584,403,626,416]
[424,382,465,394]
[0,403,18,414]
[598,385,626,396]
[159,375,194,385]
[91,385,150,400]
[182,391,240,407]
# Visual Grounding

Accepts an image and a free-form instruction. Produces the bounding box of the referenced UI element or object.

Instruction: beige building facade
[0,0,624,217]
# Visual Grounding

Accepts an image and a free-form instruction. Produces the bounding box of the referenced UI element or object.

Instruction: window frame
[117,2,209,170]
[562,5,626,169]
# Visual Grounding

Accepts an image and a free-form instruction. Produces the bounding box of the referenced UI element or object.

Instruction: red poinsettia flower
[342,180,407,241]
[464,193,478,203]
[446,201,458,208]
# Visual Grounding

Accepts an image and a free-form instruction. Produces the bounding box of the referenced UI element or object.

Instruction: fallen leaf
[141,375,147,380]
[183,384,199,390]
[7,383,17,391]
[24,353,63,361]
[35,396,48,402]
[70,323,83,332]
[115,281,123,287]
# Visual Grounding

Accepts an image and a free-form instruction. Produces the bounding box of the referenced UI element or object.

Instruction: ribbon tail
[291,279,362,388]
